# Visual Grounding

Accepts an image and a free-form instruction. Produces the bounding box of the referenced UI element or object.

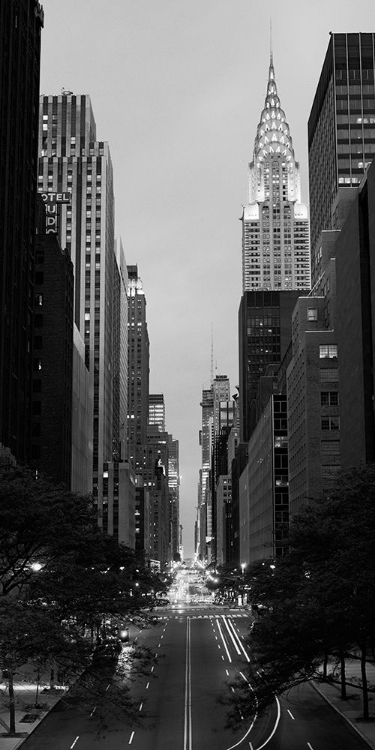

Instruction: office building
[127,266,150,476]
[238,290,300,443]
[148,394,165,432]
[239,394,289,563]
[31,206,74,486]
[308,32,375,275]
[241,54,310,293]
[38,94,122,530]
[0,1,44,463]
[168,435,180,561]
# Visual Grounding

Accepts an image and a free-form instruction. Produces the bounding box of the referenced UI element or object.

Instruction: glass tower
[242,54,310,293]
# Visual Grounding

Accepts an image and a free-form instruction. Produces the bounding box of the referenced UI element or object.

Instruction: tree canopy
[224,464,375,724]
[0,461,167,735]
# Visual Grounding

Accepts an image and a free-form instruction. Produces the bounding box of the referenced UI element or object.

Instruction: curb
[10,691,65,750]
[311,680,375,750]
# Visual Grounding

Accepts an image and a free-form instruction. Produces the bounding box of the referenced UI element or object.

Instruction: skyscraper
[0,1,44,462]
[38,94,117,518]
[198,375,231,563]
[148,394,165,432]
[238,290,300,443]
[308,32,375,272]
[127,266,150,475]
[241,54,310,293]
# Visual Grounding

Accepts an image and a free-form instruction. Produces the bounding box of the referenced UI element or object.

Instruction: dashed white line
[139,703,143,712]
[287,709,295,720]
[151,666,154,672]
[307,744,314,750]
[226,669,230,676]
[70,738,79,749]
[146,682,150,689]
[129,730,135,744]
[89,706,96,717]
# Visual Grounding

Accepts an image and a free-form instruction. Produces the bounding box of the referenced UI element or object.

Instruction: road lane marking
[89,706,96,717]
[221,616,241,655]
[253,696,281,750]
[226,619,250,662]
[226,670,230,676]
[146,682,150,689]
[70,738,79,749]
[287,709,295,719]
[128,731,135,744]
[139,703,143,712]
[217,621,232,663]
[184,618,192,750]
[307,744,314,750]
[151,666,154,672]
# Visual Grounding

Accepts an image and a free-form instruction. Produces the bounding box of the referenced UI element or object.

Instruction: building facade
[239,394,289,563]
[238,290,300,443]
[308,32,375,273]
[241,54,310,293]
[31,222,74,486]
[38,94,124,534]
[0,1,44,463]
[127,266,150,476]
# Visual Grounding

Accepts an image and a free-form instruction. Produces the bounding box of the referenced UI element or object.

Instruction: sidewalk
[0,663,67,750]
[312,657,375,749]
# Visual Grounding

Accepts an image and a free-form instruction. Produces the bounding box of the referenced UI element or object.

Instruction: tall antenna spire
[210,323,214,384]
[270,18,273,64]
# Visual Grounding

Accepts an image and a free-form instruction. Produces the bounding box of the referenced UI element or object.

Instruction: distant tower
[127,266,150,474]
[241,54,310,293]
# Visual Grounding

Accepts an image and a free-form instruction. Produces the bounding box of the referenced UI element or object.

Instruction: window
[319,344,338,358]
[32,401,41,415]
[320,369,338,383]
[307,308,318,321]
[321,417,340,431]
[321,440,340,455]
[322,465,340,479]
[321,392,339,406]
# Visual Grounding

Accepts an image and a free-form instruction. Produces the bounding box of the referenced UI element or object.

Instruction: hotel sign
[38,192,71,234]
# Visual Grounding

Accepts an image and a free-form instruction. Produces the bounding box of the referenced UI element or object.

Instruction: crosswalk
[154,613,250,620]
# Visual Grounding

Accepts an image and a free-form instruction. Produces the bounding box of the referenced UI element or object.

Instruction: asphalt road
[21,604,371,750]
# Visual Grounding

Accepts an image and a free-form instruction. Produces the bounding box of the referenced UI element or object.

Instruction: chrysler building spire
[241,54,310,292]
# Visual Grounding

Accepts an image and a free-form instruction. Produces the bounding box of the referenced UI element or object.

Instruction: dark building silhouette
[335,162,375,467]
[308,32,375,271]
[31,203,74,486]
[238,290,300,443]
[0,1,44,462]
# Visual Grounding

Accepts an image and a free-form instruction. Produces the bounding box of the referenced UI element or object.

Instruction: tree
[0,462,99,596]
[224,464,375,724]
[0,462,168,733]
[0,599,90,736]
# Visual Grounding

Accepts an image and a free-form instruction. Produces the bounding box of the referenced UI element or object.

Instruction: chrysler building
[241,54,311,292]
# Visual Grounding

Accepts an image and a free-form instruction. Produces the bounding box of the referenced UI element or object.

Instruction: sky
[40,0,375,558]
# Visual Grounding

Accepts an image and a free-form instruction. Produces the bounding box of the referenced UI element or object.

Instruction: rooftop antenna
[270,18,273,64]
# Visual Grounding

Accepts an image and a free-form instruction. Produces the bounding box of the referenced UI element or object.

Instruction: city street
[19,603,372,750]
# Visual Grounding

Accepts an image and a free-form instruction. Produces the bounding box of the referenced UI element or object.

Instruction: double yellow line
[184,618,192,750]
